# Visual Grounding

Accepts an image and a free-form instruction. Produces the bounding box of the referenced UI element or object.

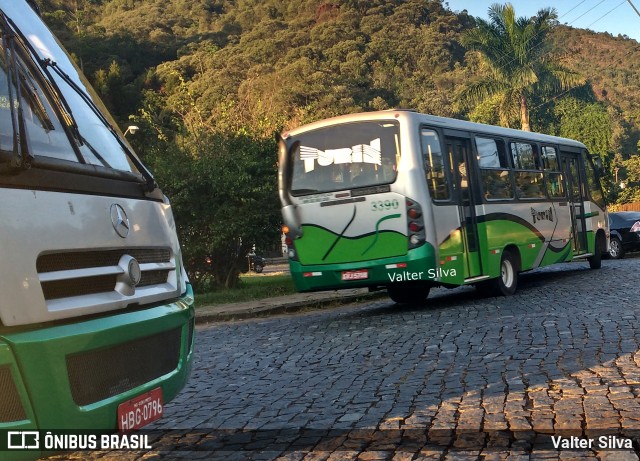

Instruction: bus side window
[511,141,545,199]
[541,146,565,198]
[475,136,513,200]
[421,129,450,201]
[585,153,605,208]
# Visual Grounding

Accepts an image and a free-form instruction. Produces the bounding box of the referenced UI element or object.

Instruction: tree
[617,155,640,203]
[554,97,611,158]
[40,0,640,288]
[458,3,584,131]
[144,133,281,290]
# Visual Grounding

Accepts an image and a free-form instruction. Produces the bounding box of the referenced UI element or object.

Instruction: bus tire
[387,282,430,304]
[479,250,518,297]
[588,233,604,269]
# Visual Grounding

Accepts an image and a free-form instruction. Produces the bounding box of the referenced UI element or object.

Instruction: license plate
[341,269,368,281]
[117,387,164,432]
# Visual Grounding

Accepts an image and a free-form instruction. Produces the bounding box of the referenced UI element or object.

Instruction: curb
[195,290,387,324]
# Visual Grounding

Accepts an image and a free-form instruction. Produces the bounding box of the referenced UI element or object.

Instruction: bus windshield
[47,59,139,173]
[290,120,400,195]
[3,3,139,174]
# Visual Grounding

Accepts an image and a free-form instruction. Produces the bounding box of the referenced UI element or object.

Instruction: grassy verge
[195,273,296,307]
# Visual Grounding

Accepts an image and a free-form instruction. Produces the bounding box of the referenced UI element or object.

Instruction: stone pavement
[195,287,384,323]
[163,260,640,460]
[43,257,640,460]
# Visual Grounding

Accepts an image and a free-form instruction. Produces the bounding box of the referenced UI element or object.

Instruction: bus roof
[284,110,588,150]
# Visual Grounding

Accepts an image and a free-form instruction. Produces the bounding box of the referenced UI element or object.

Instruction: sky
[445,0,640,42]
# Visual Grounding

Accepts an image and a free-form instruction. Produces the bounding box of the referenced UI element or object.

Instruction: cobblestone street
[49,256,640,460]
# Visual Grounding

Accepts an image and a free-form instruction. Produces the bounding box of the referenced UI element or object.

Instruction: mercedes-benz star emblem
[110,204,130,238]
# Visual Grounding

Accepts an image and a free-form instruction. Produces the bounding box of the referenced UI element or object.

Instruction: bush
[146,133,281,290]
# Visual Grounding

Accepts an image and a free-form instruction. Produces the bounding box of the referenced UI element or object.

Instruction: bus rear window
[290,121,399,195]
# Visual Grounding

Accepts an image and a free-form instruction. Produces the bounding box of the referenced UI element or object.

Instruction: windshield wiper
[42,59,156,191]
[3,14,156,190]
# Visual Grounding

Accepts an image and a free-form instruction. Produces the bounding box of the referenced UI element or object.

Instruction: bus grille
[37,247,173,301]
[41,275,116,300]
[37,248,171,272]
[66,327,182,406]
[139,270,171,287]
[0,366,27,422]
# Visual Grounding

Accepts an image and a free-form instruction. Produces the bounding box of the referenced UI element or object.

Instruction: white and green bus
[0,1,193,457]
[278,110,608,303]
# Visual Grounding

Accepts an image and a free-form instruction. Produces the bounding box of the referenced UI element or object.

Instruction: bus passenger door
[446,136,482,279]
[560,152,588,254]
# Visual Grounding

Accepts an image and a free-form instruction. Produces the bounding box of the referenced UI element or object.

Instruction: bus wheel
[588,235,603,269]
[387,282,430,304]
[479,250,518,297]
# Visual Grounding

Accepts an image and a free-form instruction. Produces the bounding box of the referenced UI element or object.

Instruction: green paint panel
[586,230,595,254]
[540,242,572,266]
[439,217,560,280]
[0,341,38,459]
[478,219,542,271]
[4,293,194,434]
[480,220,542,250]
[438,229,463,256]
[436,229,468,282]
[290,244,436,292]
[296,225,407,265]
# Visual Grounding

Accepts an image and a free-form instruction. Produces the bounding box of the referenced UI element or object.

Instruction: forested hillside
[37,1,640,155]
[33,0,640,287]
[552,26,640,155]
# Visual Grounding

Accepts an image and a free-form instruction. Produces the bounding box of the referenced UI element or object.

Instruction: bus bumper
[289,243,437,292]
[0,285,194,454]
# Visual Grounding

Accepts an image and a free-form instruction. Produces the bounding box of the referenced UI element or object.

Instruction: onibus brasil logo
[6,430,151,450]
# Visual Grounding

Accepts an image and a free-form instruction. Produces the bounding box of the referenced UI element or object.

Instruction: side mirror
[590,154,606,178]
[277,135,303,239]
[593,156,603,169]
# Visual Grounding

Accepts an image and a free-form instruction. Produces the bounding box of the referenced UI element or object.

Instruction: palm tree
[458,3,584,131]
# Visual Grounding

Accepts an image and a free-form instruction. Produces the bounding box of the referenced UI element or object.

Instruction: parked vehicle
[205,253,268,273]
[248,254,268,273]
[0,1,194,453]
[608,211,640,259]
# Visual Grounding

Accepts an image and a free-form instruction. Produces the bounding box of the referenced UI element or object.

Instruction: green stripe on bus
[296,224,407,264]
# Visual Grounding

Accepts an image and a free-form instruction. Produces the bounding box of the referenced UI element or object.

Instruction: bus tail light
[282,226,299,261]
[406,198,426,249]
[409,222,423,232]
[407,208,422,219]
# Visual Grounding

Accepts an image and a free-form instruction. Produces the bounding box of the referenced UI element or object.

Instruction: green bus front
[0,3,195,459]
[2,293,194,460]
